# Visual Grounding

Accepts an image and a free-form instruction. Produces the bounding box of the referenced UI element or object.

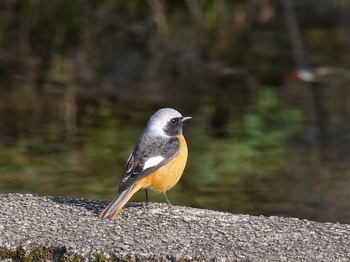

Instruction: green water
[0,89,304,218]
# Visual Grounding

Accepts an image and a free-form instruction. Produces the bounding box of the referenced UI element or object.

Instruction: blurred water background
[1,0,350,223]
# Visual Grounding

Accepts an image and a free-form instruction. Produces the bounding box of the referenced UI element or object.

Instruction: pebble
[0,193,350,261]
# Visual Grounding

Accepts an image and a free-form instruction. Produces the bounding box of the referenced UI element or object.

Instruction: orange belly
[137,135,188,193]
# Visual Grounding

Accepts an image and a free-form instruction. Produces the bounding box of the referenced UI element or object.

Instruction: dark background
[1,0,350,223]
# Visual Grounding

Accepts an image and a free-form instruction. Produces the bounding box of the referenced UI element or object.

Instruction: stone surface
[0,193,349,261]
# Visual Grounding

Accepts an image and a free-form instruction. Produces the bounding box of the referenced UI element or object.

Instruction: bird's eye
[171,118,177,125]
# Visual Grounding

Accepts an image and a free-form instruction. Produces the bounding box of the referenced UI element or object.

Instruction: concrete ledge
[0,193,349,261]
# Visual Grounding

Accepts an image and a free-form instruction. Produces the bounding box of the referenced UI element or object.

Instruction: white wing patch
[143,156,164,170]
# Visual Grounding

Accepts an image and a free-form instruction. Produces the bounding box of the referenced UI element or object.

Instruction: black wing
[118,136,180,192]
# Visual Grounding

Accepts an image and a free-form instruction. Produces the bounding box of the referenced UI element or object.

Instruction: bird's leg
[142,189,149,213]
[145,189,149,206]
[163,192,173,212]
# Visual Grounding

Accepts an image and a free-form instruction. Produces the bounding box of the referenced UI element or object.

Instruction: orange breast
[137,135,188,193]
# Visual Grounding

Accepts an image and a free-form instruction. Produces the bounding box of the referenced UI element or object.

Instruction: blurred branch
[148,0,169,42]
[186,0,204,26]
[281,0,306,69]
[186,0,206,43]
[281,0,321,166]
[146,0,169,81]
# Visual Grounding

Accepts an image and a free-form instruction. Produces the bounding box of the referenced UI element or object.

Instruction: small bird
[99,108,191,219]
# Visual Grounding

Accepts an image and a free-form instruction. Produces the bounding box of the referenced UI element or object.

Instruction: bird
[99,108,191,219]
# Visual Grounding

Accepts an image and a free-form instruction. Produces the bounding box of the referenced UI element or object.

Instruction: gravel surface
[0,193,349,261]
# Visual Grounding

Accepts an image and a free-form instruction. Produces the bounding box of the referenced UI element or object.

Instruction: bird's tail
[99,183,142,219]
